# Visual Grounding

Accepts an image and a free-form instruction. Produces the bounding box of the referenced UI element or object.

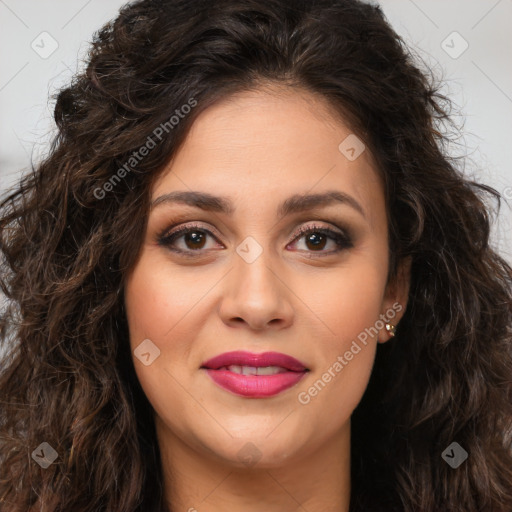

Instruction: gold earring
[385,323,396,337]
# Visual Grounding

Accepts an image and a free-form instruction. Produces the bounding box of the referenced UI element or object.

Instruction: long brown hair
[1,0,511,510]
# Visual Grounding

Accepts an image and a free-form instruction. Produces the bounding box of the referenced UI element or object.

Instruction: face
[124,86,410,469]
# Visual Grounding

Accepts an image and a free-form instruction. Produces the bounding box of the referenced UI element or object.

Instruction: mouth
[200,350,310,398]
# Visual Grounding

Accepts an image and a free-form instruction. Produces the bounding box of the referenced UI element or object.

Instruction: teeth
[242,366,257,375]
[225,365,287,376]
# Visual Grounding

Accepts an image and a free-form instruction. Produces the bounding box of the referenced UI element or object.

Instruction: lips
[200,351,309,398]
[201,350,308,372]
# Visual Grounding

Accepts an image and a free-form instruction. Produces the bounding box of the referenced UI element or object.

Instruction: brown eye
[158,221,353,258]
[288,224,353,255]
[180,230,207,250]
[158,223,220,255]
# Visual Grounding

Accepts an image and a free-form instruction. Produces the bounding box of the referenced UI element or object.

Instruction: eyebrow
[151,189,366,220]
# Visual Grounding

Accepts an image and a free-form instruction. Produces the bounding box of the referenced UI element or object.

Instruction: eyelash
[157,222,354,258]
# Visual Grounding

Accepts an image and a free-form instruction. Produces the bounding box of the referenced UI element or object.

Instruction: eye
[288,223,354,255]
[157,221,353,257]
[157,223,220,256]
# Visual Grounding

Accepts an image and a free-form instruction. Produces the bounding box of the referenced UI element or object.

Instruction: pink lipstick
[200,350,309,398]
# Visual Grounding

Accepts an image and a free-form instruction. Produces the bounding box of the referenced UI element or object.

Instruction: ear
[377,256,412,343]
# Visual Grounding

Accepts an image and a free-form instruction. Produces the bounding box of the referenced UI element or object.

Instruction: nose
[218,254,294,331]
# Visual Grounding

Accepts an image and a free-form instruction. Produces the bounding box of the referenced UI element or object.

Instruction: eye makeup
[156,219,355,258]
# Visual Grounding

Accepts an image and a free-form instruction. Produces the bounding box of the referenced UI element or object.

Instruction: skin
[124,85,411,512]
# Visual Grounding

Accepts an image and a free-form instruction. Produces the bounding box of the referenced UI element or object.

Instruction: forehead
[151,87,385,227]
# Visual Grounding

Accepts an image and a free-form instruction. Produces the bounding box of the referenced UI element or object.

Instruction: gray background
[1,0,511,264]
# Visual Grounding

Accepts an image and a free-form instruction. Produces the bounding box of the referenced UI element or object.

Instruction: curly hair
[1,0,511,510]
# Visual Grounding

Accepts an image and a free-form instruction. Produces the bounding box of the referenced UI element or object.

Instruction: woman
[1,0,511,510]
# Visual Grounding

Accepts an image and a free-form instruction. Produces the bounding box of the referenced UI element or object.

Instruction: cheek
[123,255,202,434]
[124,250,204,342]
[294,262,385,420]
[123,253,192,385]
[300,257,386,344]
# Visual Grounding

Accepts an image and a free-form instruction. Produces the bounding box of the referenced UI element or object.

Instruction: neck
[156,417,351,512]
